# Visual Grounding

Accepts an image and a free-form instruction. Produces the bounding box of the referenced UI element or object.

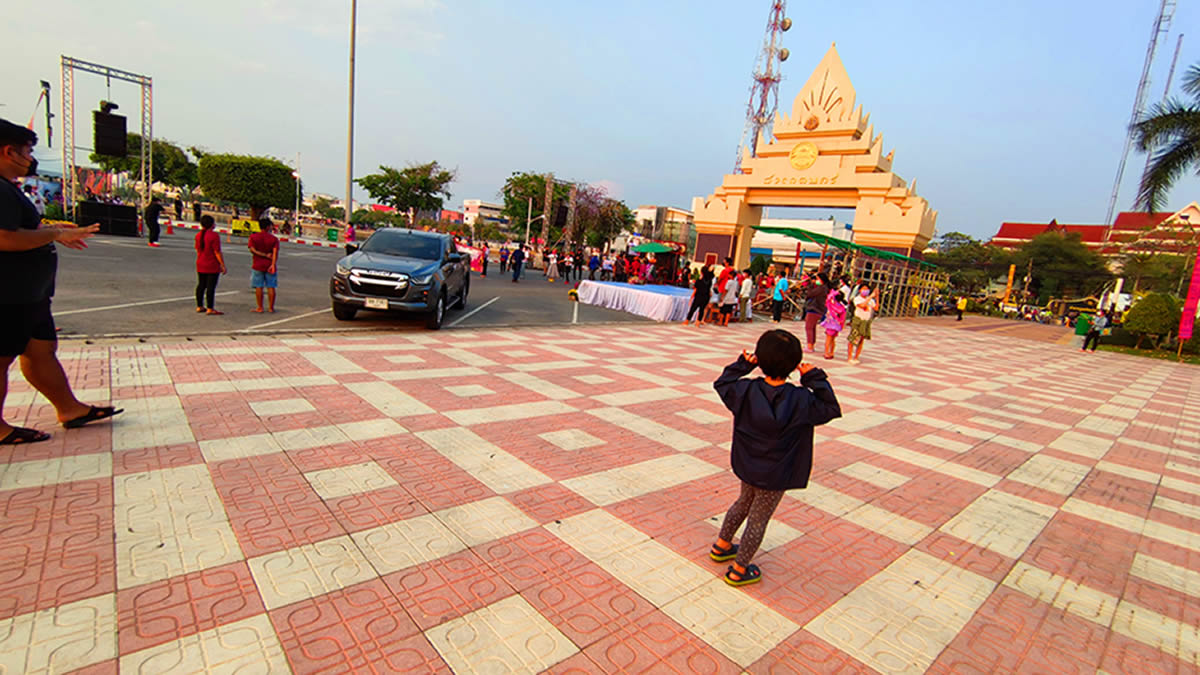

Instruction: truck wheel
[426,292,445,330]
[452,278,469,310]
[332,302,357,321]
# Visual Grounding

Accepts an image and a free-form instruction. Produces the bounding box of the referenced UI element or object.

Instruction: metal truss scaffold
[59,56,153,221]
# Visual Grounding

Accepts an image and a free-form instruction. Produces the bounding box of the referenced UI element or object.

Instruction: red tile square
[272,578,435,673]
[506,483,593,524]
[524,561,656,648]
[327,485,427,533]
[475,529,593,592]
[583,608,741,674]
[113,443,205,475]
[380,550,516,630]
[117,561,264,655]
[747,628,864,674]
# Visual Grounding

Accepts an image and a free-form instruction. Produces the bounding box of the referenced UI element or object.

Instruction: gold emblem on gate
[789,142,818,171]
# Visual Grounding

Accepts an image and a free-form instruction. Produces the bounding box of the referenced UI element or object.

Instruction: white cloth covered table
[576,281,692,322]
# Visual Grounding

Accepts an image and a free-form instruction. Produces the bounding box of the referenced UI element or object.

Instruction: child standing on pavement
[710,329,842,586]
[820,290,846,359]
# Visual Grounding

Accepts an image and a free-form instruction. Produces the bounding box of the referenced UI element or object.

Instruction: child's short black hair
[755,329,803,379]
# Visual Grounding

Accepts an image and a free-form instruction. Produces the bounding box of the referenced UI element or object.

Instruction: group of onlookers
[683,260,882,365]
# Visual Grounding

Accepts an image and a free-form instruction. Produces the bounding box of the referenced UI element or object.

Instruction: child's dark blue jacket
[713,356,842,491]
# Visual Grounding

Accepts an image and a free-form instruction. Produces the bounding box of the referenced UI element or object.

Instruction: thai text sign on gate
[1179,244,1200,341]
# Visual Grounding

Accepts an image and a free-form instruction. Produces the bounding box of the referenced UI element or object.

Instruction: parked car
[330,228,470,329]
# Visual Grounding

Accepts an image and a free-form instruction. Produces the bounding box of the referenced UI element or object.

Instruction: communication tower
[1105,0,1176,223]
[734,1,792,173]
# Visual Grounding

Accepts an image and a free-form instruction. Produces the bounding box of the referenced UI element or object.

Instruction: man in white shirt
[738,269,755,322]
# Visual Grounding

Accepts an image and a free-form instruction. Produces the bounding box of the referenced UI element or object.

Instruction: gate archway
[692,44,938,269]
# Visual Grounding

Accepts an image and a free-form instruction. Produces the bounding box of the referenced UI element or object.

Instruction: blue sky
[3,0,1198,239]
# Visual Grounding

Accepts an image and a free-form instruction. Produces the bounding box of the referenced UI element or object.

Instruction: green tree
[90,134,198,187]
[1120,253,1189,294]
[500,172,571,243]
[750,254,769,276]
[197,154,298,218]
[1124,292,1182,349]
[933,231,977,252]
[1134,62,1200,212]
[355,162,456,226]
[924,235,1012,294]
[1011,232,1111,303]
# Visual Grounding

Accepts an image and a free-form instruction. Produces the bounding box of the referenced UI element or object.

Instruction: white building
[462,199,505,225]
[632,205,693,242]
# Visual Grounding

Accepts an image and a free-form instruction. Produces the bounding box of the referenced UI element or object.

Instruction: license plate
[365,297,389,310]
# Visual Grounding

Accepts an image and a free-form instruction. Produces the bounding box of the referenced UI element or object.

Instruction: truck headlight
[410,274,432,284]
[335,263,351,276]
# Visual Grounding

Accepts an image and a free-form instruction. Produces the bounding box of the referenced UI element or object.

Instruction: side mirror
[447,252,462,263]
[345,243,359,255]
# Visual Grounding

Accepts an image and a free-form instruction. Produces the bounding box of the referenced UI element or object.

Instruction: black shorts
[720,303,735,315]
[0,300,56,357]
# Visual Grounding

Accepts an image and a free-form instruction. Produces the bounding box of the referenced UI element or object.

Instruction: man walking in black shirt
[144,196,164,247]
[0,119,122,445]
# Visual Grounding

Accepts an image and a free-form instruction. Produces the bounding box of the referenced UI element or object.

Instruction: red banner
[1179,244,1200,341]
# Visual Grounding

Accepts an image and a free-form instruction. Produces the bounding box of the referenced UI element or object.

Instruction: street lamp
[291,168,300,233]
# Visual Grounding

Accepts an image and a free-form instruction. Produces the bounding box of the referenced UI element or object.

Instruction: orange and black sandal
[724,564,761,587]
[709,542,739,562]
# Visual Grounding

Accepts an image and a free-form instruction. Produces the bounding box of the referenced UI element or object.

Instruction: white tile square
[249,398,315,416]
[351,514,468,575]
[445,384,495,397]
[246,535,377,610]
[303,461,399,499]
[539,429,605,451]
[219,360,267,372]
[384,354,424,364]
[425,595,578,674]
[434,496,539,546]
[119,614,288,673]
[676,409,728,425]
[574,374,614,385]
[838,462,911,490]
[0,594,116,674]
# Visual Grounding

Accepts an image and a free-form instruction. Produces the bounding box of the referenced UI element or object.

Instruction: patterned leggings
[718,481,785,567]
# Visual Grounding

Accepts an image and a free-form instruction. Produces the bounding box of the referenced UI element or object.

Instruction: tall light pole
[344,0,357,236]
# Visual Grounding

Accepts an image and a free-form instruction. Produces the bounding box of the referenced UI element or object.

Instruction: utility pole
[1022,257,1033,301]
[525,197,532,245]
[343,0,357,235]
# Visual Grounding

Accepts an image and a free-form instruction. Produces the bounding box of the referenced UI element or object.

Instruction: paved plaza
[1,318,1198,673]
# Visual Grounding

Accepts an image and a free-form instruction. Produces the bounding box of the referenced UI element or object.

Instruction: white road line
[55,291,239,316]
[448,296,500,328]
[243,308,331,331]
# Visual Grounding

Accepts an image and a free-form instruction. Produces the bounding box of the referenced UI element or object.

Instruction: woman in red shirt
[194,215,227,314]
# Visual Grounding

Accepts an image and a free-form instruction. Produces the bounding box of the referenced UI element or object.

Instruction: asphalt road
[51,232,648,337]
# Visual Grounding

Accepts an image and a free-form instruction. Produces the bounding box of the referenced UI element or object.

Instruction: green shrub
[1123,292,1181,349]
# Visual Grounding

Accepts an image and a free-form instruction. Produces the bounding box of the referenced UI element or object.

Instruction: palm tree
[1134,63,1200,213]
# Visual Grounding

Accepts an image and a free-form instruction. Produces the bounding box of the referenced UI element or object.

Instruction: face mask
[23,156,38,177]
[860,289,870,297]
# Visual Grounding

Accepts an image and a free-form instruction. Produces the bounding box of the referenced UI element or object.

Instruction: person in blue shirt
[710,329,841,586]
[588,252,601,280]
[771,271,790,323]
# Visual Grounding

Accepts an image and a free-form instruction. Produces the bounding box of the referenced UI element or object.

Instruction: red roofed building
[990,203,1199,258]
[990,220,1109,251]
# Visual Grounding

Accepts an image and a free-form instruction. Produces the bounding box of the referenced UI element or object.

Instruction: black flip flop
[63,406,124,429]
[1,427,51,445]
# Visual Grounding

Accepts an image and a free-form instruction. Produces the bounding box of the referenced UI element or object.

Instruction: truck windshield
[360,231,442,260]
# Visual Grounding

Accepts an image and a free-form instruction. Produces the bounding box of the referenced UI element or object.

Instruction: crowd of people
[495,244,688,286]
[682,259,882,364]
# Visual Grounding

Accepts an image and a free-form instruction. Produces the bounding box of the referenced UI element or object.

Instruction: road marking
[448,296,499,328]
[243,307,331,331]
[94,239,150,249]
[55,291,239,316]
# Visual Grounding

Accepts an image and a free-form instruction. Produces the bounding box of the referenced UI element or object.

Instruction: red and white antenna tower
[734,0,792,173]
[1105,0,1176,223]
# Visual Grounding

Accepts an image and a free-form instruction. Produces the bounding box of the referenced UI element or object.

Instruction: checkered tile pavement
[1,319,1199,673]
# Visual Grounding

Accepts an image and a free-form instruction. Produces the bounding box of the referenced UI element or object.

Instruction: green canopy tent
[631,241,675,253]
[750,224,946,318]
